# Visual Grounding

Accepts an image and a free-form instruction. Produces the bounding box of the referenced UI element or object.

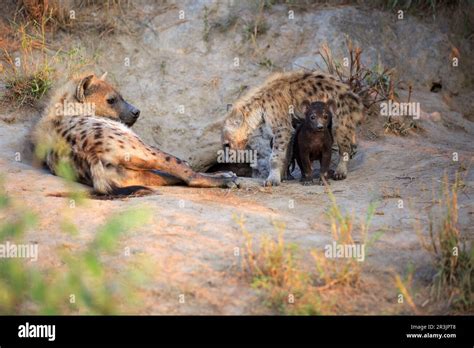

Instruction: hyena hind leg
[119,147,238,189]
[124,169,236,187]
[98,170,184,197]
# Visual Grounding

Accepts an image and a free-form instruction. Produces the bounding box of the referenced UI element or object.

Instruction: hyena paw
[223,175,239,188]
[202,171,238,188]
[219,171,237,178]
[235,177,264,188]
[301,178,316,186]
[204,171,236,179]
[333,170,347,180]
[264,171,281,187]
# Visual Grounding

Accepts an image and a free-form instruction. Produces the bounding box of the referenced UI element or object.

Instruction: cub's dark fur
[292,100,335,185]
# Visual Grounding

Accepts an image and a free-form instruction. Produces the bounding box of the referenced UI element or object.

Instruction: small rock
[430,112,442,122]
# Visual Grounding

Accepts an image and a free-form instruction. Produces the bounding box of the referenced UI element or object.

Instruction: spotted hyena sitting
[292,100,335,186]
[222,71,364,186]
[32,73,237,194]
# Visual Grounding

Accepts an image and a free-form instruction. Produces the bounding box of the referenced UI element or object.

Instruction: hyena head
[75,73,140,126]
[222,107,251,150]
[302,100,335,132]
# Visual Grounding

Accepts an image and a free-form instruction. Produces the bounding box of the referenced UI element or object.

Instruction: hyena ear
[301,100,311,114]
[76,75,94,103]
[327,99,337,116]
[99,71,108,81]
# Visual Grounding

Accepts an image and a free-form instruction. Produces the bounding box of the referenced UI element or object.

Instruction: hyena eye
[107,97,116,105]
[310,116,315,120]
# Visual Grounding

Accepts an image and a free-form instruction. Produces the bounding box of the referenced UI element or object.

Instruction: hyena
[292,100,335,185]
[222,71,364,186]
[32,73,237,194]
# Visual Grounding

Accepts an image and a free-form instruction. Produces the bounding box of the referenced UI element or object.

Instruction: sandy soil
[0,89,472,315]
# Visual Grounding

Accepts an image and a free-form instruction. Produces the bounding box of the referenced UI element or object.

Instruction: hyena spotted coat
[222,71,364,186]
[32,73,237,194]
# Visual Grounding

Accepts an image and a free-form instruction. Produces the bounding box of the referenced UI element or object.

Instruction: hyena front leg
[333,124,355,180]
[264,127,292,187]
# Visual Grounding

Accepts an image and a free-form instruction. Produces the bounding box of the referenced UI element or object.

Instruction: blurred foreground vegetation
[0,180,150,314]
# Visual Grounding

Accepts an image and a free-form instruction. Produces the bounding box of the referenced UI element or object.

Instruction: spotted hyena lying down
[32,73,238,195]
[222,71,364,186]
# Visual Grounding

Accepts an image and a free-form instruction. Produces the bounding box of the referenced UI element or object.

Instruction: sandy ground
[0,90,473,315]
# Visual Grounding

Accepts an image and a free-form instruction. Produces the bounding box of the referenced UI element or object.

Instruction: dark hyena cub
[293,100,335,185]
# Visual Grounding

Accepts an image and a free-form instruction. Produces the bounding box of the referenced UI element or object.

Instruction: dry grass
[236,190,381,314]
[0,21,20,53]
[383,116,419,136]
[17,0,73,29]
[243,0,270,45]
[1,15,55,109]
[317,39,424,136]
[205,0,269,52]
[0,2,105,110]
[416,173,473,312]
[16,0,131,34]
[393,263,419,314]
[318,39,397,109]
[381,186,401,199]
[311,190,379,290]
[235,215,320,314]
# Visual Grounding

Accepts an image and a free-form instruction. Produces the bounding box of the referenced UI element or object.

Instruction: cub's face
[76,74,140,127]
[303,100,335,132]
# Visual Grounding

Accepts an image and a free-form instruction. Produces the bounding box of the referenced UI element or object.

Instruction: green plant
[3,66,53,107]
[209,13,239,33]
[203,6,210,42]
[0,179,150,314]
[243,18,269,41]
[243,0,269,43]
[58,46,97,78]
[160,60,166,76]
[258,57,274,70]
